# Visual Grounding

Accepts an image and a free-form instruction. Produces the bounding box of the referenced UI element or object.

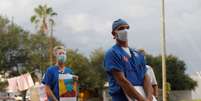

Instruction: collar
[55,64,66,74]
[114,44,131,58]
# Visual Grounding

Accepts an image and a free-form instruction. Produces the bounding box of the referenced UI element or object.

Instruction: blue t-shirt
[104,44,147,100]
[42,65,73,101]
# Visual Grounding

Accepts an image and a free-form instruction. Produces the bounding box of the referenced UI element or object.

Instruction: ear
[112,30,118,36]
[112,31,116,39]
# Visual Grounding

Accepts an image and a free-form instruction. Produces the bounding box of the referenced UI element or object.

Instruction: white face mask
[115,29,128,41]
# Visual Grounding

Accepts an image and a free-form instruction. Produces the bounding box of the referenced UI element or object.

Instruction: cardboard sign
[59,74,78,101]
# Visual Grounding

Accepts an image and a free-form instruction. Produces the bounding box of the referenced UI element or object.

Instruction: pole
[160,0,167,101]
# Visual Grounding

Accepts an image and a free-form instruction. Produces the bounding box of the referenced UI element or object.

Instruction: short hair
[53,46,66,56]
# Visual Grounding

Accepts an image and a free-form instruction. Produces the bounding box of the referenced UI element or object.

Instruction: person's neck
[117,40,128,48]
[57,62,65,71]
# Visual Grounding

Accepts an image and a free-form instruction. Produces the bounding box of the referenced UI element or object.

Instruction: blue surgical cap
[112,19,129,31]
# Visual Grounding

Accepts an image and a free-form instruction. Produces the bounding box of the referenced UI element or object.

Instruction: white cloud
[64,13,90,32]
[0,0,201,74]
[0,0,12,11]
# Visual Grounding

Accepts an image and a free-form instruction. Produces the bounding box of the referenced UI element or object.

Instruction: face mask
[115,29,128,41]
[56,54,66,63]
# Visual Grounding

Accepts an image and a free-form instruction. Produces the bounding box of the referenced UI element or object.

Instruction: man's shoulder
[105,48,114,55]
[106,44,121,55]
[105,46,114,56]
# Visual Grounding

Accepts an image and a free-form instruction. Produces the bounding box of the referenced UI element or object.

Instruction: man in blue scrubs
[104,19,153,101]
[42,46,78,101]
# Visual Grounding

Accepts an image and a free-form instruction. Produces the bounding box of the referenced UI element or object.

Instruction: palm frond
[38,5,44,11]
[30,15,37,23]
[47,7,53,14]
[31,4,57,33]
[34,8,43,17]
[50,12,57,16]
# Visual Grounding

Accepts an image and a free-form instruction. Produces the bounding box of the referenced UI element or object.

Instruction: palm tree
[30,4,57,33]
[30,4,57,65]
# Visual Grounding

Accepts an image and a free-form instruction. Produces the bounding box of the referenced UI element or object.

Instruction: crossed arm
[112,69,153,101]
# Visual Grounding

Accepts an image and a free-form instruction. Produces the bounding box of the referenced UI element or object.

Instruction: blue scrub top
[104,44,147,100]
[42,65,73,101]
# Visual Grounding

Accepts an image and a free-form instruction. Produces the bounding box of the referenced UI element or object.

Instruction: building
[191,74,201,100]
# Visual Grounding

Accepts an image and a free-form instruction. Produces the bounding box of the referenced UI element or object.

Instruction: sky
[0,0,201,74]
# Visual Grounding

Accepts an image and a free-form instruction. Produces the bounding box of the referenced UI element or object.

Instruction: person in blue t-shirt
[42,46,78,101]
[104,19,153,101]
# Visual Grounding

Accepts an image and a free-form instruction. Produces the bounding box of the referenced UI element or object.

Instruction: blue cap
[112,19,129,31]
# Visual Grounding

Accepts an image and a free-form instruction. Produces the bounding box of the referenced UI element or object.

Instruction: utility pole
[160,0,167,100]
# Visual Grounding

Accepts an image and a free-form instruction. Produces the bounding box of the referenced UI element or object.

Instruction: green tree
[0,16,31,75]
[66,49,94,89]
[89,48,107,97]
[30,4,57,33]
[29,33,61,78]
[66,48,107,99]
[146,54,197,90]
[0,16,61,91]
[0,17,33,97]
[30,4,57,65]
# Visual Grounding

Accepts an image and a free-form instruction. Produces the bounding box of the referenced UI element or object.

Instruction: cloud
[0,0,201,74]
[62,13,111,33]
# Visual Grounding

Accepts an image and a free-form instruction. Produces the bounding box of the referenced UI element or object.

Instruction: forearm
[153,85,159,97]
[144,83,153,99]
[119,79,145,100]
[45,85,58,101]
[112,70,145,100]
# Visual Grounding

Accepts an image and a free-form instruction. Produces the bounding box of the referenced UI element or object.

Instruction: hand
[145,99,151,101]
[141,98,152,101]
[138,99,150,101]
[146,96,153,101]
[155,96,158,100]
[138,97,146,101]
[73,75,79,80]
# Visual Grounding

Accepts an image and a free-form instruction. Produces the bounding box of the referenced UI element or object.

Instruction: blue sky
[0,0,201,74]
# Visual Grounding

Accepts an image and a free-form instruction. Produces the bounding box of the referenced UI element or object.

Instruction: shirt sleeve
[42,68,53,86]
[149,67,158,85]
[104,50,124,72]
